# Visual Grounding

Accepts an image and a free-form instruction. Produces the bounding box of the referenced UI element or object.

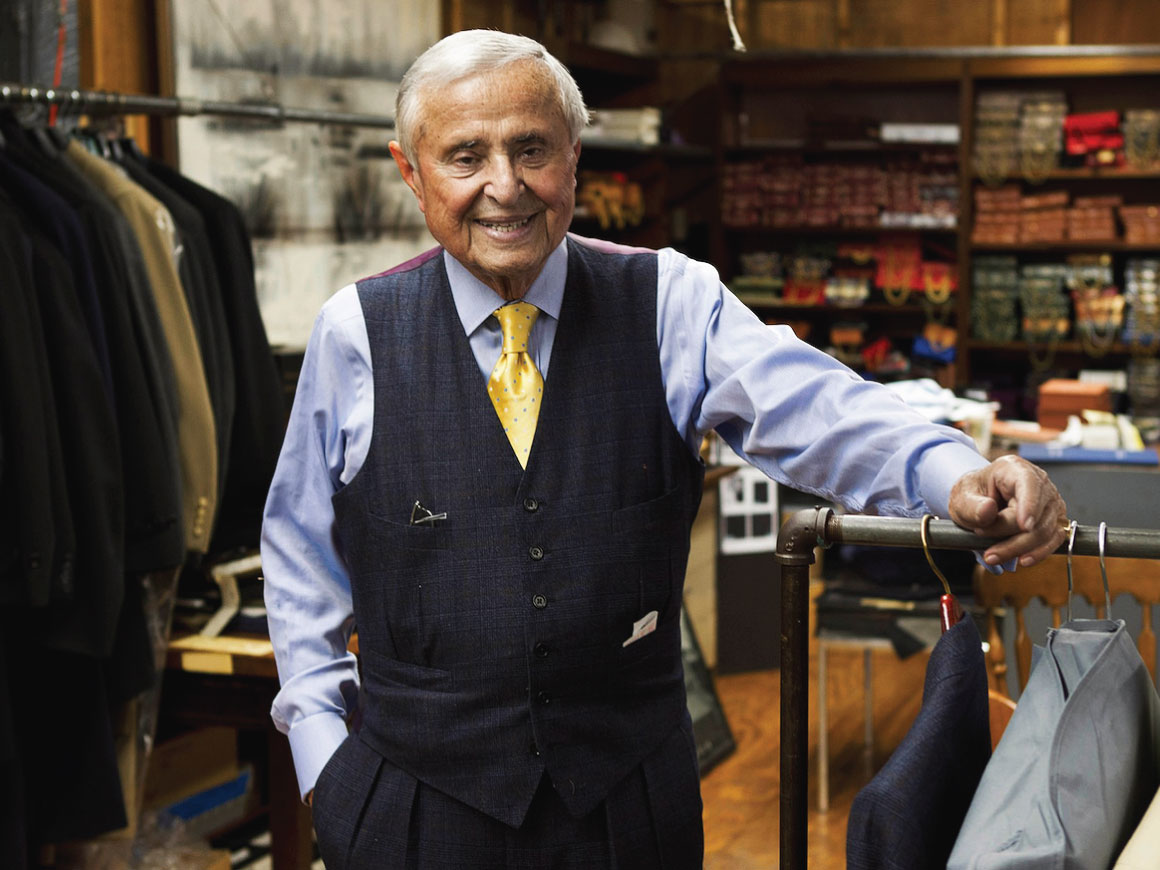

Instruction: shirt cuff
[916,442,1020,574]
[914,440,988,519]
[287,711,350,802]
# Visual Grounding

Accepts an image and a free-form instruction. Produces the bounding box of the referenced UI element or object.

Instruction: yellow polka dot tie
[488,302,544,468]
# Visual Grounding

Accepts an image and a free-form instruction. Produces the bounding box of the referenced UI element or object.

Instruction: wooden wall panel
[1071,0,1160,44]
[657,2,733,53]
[755,0,837,50]
[443,0,513,34]
[1003,0,1069,45]
[840,0,990,48]
[656,2,731,105]
[79,0,157,150]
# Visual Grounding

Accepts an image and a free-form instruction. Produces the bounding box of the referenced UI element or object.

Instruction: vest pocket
[363,510,497,551]
[610,487,685,622]
[610,487,684,541]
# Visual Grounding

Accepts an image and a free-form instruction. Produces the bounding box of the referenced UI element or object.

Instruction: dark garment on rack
[0,642,27,870]
[145,158,287,555]
[103,570,158,704]
[0,197,132,851]
[0,208,74,608]
[0,213,56,608]
[2,620,128,844]
[23,227,126,657]
[846,616,991,870]
[122,154,236,507]
[0,151,114,400]
[0,124,185,571]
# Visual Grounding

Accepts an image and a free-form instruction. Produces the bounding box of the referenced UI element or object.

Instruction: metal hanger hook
[1098,521,1113,617]
[1066,520,1078,622]
[920,514,952,596]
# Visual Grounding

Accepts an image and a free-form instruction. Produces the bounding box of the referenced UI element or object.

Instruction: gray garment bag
[949,525,1160,870]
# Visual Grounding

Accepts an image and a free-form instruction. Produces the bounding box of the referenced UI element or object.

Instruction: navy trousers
[311,717,704,869]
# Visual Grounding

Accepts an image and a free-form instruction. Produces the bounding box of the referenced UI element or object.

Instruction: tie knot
[494,302,539,354]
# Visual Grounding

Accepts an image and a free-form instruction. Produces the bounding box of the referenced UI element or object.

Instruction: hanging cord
[48,0,68,127]
[723,0,747,52]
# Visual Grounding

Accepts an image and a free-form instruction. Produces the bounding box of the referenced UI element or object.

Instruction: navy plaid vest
[332,237,705,827]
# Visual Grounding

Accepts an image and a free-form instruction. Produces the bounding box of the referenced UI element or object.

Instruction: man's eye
[452,153,478,167]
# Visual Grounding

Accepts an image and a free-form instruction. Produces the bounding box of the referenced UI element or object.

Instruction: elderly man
[261,29,1067,869]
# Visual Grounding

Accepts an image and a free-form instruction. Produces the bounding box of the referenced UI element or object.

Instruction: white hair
[394,30,589,165]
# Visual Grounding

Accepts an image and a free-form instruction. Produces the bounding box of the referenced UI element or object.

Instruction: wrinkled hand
[948,454,1068,568]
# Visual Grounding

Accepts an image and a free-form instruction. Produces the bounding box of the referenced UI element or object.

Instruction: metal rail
[774,510,1160,869]
[0,82,395,129]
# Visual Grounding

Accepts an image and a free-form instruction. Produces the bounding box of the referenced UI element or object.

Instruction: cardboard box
[1037,378,1112,429]
[143,726,239,812]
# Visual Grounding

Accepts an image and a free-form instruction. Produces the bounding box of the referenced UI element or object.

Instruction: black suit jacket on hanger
[0,207,58,608]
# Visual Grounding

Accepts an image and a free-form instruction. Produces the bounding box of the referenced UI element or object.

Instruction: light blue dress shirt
[260,234,987,799]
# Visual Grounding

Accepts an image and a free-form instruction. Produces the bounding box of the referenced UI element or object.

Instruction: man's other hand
[948,454,1068,569]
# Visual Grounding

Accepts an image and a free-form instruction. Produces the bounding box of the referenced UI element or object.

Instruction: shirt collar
[444,238,568,336]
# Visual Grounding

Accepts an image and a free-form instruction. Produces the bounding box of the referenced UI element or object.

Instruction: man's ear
[389,140,426,213]
[571,139,581,188]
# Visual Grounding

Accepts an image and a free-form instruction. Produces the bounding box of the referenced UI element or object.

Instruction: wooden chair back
[987,690,1017,750]
[973,554,1159,697]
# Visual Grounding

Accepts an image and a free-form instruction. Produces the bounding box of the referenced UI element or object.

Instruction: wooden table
[162,634,313,870]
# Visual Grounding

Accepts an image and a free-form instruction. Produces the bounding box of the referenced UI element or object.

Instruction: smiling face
[389,60,581,301]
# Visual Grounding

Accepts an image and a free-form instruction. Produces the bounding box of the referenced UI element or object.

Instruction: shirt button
[523,497,539,512]
[530,742,541,757]
[537,690,551,705]
[534,642,550,658]
[529,545,544,561]
[532,593,548,609]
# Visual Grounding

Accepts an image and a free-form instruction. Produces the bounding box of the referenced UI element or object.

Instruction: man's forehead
[420,62,561,117]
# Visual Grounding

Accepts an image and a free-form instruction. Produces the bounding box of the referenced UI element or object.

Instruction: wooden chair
[973,554,1159,697]
[986,690,1017,751]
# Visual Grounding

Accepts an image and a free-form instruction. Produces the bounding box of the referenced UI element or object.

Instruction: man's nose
[485,158,522,203]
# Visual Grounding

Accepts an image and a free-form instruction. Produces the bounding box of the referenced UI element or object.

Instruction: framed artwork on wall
[165,0,439,348]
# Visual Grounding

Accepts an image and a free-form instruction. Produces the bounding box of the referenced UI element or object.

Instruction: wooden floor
[700,636,930,868]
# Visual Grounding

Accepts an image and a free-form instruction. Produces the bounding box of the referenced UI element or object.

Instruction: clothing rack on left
[1,94,293,868]
[0,81,395,129]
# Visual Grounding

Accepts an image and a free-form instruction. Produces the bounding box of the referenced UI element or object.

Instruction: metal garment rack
[0,81,395,129]
[774,510,1160,870]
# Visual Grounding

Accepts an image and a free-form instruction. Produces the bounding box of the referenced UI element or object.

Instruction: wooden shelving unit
[712,47,1160,398]
[561,45,718,256]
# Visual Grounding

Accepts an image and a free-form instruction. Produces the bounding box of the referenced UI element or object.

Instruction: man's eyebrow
[512,131,548,145]
[441,139,479,157]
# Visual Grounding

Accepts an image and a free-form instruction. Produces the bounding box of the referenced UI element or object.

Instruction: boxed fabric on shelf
[1120,204,1160,244]
[1020,190,1069,243]
[1067,195,1121,242]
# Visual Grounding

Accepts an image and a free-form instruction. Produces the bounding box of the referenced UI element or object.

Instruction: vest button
[529,545,544,561]
[537,690,551,705]
[534,642,550,658]
[523,497,539,512]
[532,594,548,609]
[530,742,541,757]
